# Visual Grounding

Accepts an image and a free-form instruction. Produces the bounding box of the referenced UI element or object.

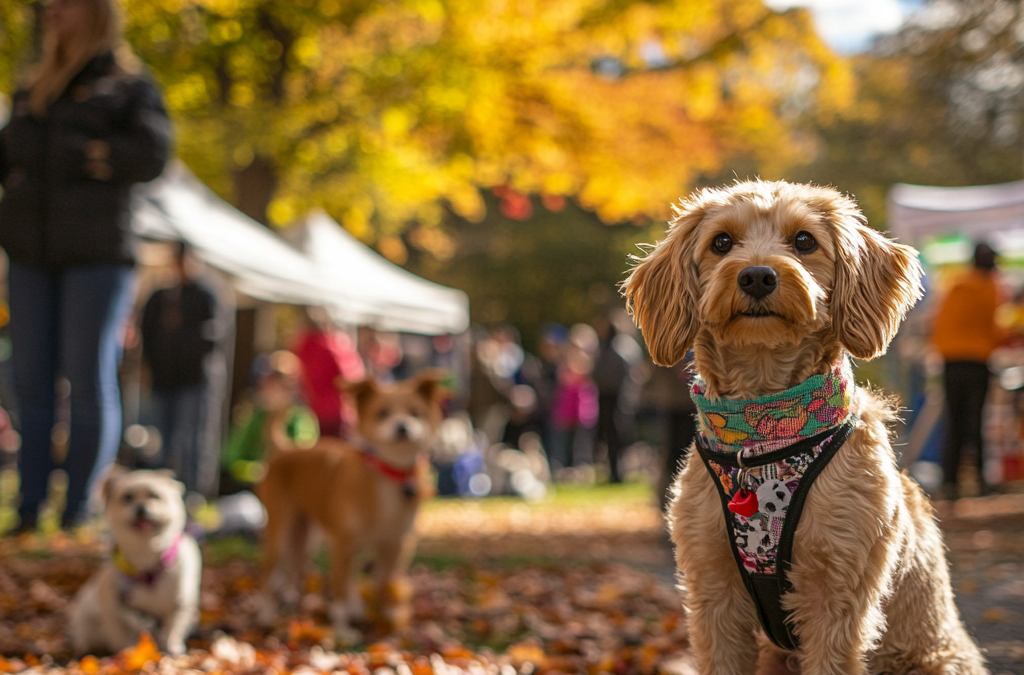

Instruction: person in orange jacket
[931,242,1007,497]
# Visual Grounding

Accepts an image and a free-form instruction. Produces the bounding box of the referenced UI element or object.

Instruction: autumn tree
[0,3,38,102]
[1,0,852,244]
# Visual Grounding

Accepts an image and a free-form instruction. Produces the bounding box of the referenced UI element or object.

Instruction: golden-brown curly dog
[624,180,986,675]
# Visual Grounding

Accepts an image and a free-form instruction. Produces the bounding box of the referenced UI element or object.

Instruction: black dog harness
[688,357,859,650]
[694,420,855,650]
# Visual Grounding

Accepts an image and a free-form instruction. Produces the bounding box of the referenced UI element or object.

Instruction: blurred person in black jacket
[0,0,170,532]
[141,243,227,495]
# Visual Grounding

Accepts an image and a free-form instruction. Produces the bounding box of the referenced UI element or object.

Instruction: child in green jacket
[221,351,320,488]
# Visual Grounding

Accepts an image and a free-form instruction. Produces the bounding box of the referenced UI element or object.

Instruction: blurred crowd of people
[465,311,695,495]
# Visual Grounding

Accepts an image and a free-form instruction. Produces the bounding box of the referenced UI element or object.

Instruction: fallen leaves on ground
[0,532,691,675]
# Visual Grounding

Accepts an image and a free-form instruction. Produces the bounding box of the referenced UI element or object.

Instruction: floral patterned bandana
[689,357,858,651]
[690,356,856,456]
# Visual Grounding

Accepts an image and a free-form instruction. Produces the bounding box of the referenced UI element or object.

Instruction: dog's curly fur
[623,180,986,675]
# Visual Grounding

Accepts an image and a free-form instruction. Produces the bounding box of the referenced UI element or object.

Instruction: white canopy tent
[283,211,469,335]
[133,162,469,335]
[889,179,1024,257]
[133,160,327,305]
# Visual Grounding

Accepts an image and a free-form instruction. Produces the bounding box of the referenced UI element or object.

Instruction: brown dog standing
[257,371,443,641]
[624,180,986,675]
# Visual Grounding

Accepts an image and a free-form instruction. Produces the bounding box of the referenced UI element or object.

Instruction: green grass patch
[421,479,654,515]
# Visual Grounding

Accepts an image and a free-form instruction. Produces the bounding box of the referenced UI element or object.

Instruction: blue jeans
[146,385,206,493]
[8,261,136,524]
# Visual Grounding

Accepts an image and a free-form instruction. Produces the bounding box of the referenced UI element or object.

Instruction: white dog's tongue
[132,516,158,532]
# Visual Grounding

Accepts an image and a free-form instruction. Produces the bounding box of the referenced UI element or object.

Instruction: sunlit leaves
[1,0,852,242]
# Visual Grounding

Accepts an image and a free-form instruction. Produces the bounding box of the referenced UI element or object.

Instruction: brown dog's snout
[738,266,778,299]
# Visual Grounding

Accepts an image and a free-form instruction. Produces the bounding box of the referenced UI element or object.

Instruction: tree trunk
[231,154,278,226]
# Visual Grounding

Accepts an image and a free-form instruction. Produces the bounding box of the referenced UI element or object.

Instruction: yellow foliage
[0,0,855,241]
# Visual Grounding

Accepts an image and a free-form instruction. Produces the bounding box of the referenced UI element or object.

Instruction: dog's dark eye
[794,231,818,253]
[711,233,733,254]
[377,408,390,421]
[121,492,134,504]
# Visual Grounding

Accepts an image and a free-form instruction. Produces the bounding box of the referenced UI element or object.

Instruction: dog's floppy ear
[343,378,378,407]
[824,193,924,360]
[622,197,707,366]
[100,464,129,503]
[413,369,447,403]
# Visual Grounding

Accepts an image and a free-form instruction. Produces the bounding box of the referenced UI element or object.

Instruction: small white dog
[69,469,201,655]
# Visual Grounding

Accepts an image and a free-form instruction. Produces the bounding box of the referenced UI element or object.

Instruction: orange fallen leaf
[506,641,546,668]
[122,632,161,671]
[287,619,329,645]
[441,645,475,661]
[79,655,101,675]
[983,606,1007,623]
[409,656,433,675]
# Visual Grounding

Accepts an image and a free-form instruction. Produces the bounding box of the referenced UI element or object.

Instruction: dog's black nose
[738,266,778,299]
[134,504,147,520]
[395,423,409,438]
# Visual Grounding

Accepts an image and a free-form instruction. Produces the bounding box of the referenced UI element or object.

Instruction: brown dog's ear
[413,369,447,403]
[826,199,924,360]
[622,197,708,366]
[344,378,378,407]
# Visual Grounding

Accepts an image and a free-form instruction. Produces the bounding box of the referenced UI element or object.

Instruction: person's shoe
[60,508,89,532]
[4,511,37,537]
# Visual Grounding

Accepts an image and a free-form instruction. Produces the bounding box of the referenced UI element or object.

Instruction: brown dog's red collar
[360,449,417,483]
[356,444,420,498]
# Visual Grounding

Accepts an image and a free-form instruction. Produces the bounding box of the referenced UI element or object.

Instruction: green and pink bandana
[690,356,856,456]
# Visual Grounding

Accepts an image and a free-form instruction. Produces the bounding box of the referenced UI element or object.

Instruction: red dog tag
[727,489,759,517]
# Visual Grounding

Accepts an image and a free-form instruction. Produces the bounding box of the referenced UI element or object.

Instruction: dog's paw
[165,640,187,656]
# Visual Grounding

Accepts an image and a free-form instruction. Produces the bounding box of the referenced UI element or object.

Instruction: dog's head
[623,180,923,372]
[346,371,445,466]
[103,468,187,548]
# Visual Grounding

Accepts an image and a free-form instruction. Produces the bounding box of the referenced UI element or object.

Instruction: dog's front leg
[372,533,417,632]
[327,533,361,643]
[96,575,138,653]
[157,604,197,656]
[671,462,761,674]
[684,570,762,674]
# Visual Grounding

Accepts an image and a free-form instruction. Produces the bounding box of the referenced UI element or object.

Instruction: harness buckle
[736,449,760,492]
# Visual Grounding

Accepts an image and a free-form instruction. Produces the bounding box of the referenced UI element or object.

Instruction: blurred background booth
[128,162,470,493]
[888,179,1024,491]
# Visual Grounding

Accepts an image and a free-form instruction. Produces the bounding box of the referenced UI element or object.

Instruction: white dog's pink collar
[113,533,184,587]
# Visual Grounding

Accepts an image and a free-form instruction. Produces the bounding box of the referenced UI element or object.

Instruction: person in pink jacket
[292,309,365,438]
[549,345,598,473]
